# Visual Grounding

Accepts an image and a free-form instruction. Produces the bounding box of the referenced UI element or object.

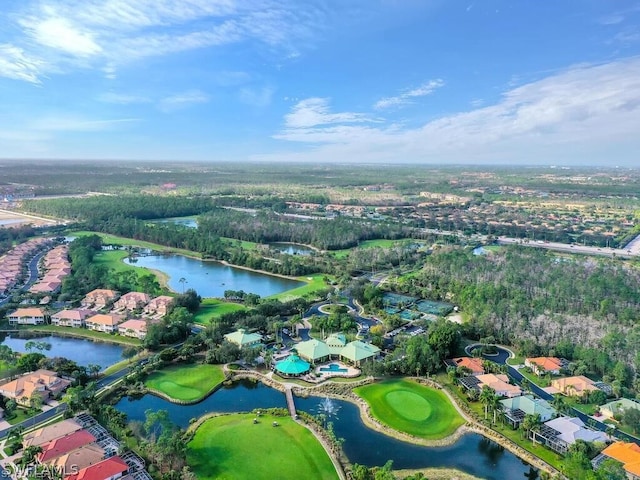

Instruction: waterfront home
[113,291,151,311]
[530,416,609,455]
[473,374,522,398]
[7,307,46,325]
[339,340,380,367]
[501,394,557,428]
[593,442,640,480]
[23,419,83,447]
[600,398,640,421]
[551,375,600,397]
[51,309,93,328]
[224,328,263,349]
[37,429,97,464]
[296,338,331,364]
[85,313,125,333]
[67,455,129,480]
[0,369,71,406]
[445,357,485,375]
[82,289,120,309]
[117,319,147,339]
[525,357,564,376]
[143,295,175,316]
[50,443,106,474]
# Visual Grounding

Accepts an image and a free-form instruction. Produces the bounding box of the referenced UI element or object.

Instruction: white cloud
[158,90,210,112]
[2,0,330,83]
[239,86,274,107]
[0,44,43,84]
[20,14,102,57]
[374,79,444,110]
[265,58,640,165]
[97,92,152,104]
[284,97,374,129]
[29,114,139,132]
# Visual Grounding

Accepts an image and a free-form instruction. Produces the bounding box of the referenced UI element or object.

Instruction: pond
[115,382,537,479]
[151,217,197,228]
[124,254,304,298]
[0,334,124,370]
[268,242,315,256]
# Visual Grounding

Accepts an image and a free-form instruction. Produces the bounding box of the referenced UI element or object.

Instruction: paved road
[0,249,47,307]
[0,360,142,440]
[497,237,637,259]
[472,345,640,447]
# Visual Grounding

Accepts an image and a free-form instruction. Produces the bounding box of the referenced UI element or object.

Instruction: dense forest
[388,247,640,369]
[22,195,215,223]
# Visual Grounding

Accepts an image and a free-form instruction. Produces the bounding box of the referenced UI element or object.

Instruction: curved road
[470,345,640,447]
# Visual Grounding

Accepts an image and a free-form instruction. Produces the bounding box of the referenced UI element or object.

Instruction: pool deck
[314,361,360,380]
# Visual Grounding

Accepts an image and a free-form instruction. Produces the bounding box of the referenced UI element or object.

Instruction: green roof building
[325,333,347,357]
[340,340,380,366]
[296,338,331,364]
[224,328,263,349]
[275,352,311,377]
[500,394,556,428]
[601,398,640,420]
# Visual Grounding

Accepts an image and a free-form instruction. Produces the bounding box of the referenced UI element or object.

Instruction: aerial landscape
[1,1,640,480]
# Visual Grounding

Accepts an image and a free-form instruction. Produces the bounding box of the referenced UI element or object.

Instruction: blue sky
[1,0,640,166]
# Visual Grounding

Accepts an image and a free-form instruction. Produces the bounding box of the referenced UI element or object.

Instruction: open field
[330,239,423,259]
[24,325,141,346]
[145,363,225,402]
[194,298,247,324]
[0,209,57,227]
[267,274,330,302]
[354,379,464,440]
[354,378,464,439]
[187,413,338,480]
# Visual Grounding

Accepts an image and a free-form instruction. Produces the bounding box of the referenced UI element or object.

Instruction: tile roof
[602,442,640,476]
[67,456,129,480]
[38,430,97,463]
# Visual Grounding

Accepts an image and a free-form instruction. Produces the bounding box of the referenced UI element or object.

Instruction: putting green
[187,413,338,480]
[354,378,464,439]
[145,363,225,402]
[386,391,432,421]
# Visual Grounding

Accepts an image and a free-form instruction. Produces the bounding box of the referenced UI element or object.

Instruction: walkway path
[284,385,297,418]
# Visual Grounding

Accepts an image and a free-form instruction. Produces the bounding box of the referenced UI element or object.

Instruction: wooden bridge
[284,386,297,418]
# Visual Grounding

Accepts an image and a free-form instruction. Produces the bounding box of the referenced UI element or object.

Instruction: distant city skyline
[1,1,640,166]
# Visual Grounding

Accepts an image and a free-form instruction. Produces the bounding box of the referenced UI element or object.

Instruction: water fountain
[316,396,340,428]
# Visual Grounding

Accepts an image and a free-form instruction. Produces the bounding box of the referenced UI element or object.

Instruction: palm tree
[179,277,187,294]
[479,386,496,420]
[491,395,503,425]
[521,413,542,441]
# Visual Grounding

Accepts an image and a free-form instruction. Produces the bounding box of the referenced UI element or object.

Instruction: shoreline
[228,370,559,477]
[16,325,141,347]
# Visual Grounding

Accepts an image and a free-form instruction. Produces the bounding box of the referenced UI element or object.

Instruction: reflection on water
[115,381,537,479]
[1,334,124,369]
[124,254,304,297]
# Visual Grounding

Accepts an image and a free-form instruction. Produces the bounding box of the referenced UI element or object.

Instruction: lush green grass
[24,325,141,346]
[187,413,338,480]
[145,363,225,402]
[70,231,200,258]
[6,408,34,425]
[222,237,260,251]
[267,274,329,302]
[194,298,246,325]
[354,378,464,439]
[330,239,424,258]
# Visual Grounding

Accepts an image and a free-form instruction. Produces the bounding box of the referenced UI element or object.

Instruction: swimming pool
[319,363,348,373]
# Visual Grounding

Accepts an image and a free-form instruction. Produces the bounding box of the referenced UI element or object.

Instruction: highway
[496,237,638,259]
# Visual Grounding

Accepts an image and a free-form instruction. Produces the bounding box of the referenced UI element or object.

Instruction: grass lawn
[222,237,260,251]
[267,274,330,302]
[6,408,34,425]
[70,231,200,258]
[329,239,423,258]
[354,378,464,439]
[187,413,338,480]
[145,363,225,402]
[194,298,246,325]
[24,325,141,346]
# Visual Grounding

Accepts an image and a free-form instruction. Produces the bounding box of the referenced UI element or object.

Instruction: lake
[268,242,315,256]
[116,381,537,479]
[125,254,304,298]
[0,334,124,370]
[152,217,197,228]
